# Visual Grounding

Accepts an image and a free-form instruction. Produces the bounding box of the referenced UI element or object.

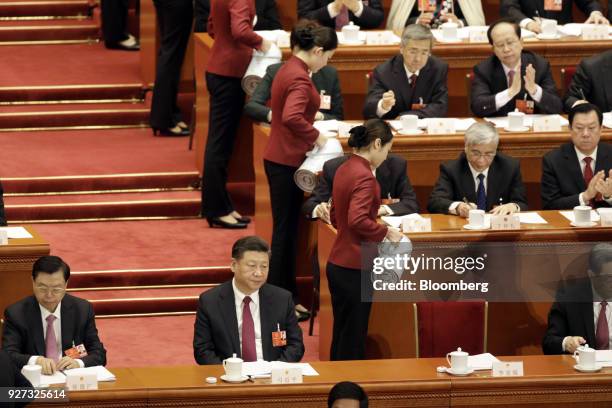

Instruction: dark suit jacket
[363,54,449,119]
[500,0,602,25]
[1,294,107,369]
[297,0,384,29]
[0,350,31,408]
[244,63,343,123]
[471,51,562,117]
[564,50,612,113]
[193,281,304,364]
[427,152,528,213]
[0,180,6,226]
[541,142,612,209]
[406,0,467,26]
[542,279,598,354]
[302,153,419,218]
[194,0,281,32]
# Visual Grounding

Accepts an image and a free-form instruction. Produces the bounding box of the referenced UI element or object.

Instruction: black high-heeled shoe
[152,127,190,137]
[206,217,247,229]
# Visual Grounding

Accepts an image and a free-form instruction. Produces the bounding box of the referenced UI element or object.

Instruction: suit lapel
[259,285,273,361]
[375,161,391,198]
[595,143,610,173]
[492,58,508,95]
[563,144,587,192]
[393,57,413,112]
[581,302,596,346]
[486,159,500,209]
[219,283,241,357]
[60,296,75,354]
[412,59,431,103]
[27,297,46,356]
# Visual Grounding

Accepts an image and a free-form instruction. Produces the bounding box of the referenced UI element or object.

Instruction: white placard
[402,217,432,233]
[600,213,612,227]
[366,31,383,45]
[271,367,303,384]
[492,361,524,377]
[66,372,98,391]
[490,214,521,230]
[427,118,456,134]
[533,115,562,132]
[469,28,488,42]
[581,24,608,40]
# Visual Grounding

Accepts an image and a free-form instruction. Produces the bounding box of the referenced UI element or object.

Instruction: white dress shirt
[376,66,420,118]
[448,163,489,213]
[232,278,264,361]
[494,62,543,111]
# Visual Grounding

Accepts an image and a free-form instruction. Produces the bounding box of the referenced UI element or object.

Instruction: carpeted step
[0,1,92,19]
[0,19,98,42]
[0,83,145,104]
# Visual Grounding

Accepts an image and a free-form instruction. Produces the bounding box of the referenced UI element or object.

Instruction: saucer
[537,33,561,40]
[220,374,249,383]
[570,221,597,227]
[463,224,489,230]
[446,367,475,376]
[574,364,602,373]
[398,128,423,135]
[503,126,530,132]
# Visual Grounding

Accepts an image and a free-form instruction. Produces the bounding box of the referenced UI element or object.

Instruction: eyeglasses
[35,285,65,295]
[469,150,496,159]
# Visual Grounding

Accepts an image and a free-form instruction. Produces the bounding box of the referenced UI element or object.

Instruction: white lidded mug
[222,353,243,380]
[446,347,469,373]
[541,19,558,37]
[441,22,459,41]
[508,110,525,130]
[21,365,42,387]
[573,205,592,225]
[468,209,485,227]
[573,344,596,369]
[400,114,419,132]
[342,22,360,43]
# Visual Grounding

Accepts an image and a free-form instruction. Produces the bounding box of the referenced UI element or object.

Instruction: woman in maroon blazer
[203,0,272,229]
[263,20,337,317]
[327,119,403,360]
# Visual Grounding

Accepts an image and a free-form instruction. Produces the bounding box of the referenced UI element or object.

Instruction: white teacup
[508,111,525,130]
[21,364,41,387]
[541,19,558,37]
[446,347,469,373]
[342,22,360,43]
[223,354,243,380]
[468,209,485,228]
[574,344,596,369]
[573,205,592,225]
[400,114,419,133]
[441,22,459,41]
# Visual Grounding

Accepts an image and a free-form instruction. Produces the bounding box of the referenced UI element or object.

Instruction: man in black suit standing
[500,0,608,33]
[541,103,612,209]
[428,122,528,216]
[298,0,384,29]
[2,256,107,374]
[302,153,419,223]
[363,24,448,120]
[543,243,612,354]
[193,236,304,364]
[194,0,282,32]
[564,50,612,114]
[471,19,562,118]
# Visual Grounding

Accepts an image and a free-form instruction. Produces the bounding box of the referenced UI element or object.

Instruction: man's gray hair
[589,243,612,275]
[400,24,434,48]
[464,122,499,147]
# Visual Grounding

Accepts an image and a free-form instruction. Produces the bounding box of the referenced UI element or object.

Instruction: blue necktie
[476,173,486,210]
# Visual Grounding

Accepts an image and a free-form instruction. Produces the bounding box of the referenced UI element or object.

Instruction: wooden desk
[0,227,50,318]
[31,356,612,407]
[317,211,612,360]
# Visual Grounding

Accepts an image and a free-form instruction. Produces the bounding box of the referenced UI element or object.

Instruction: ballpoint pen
[579,88,587,100]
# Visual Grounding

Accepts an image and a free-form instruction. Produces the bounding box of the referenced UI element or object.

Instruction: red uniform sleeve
[229,0,263,49]
[281,78,320,145]
[348,176,388,242]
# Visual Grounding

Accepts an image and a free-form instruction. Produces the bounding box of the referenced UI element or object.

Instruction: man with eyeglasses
[2,256,106,374]
[428,122,528,216]
[363,24,448,120]
[470,18,562,117]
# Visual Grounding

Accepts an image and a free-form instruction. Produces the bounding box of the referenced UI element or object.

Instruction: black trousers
[149,0,193,129]
[101,0,129,45]
[202,73,245,217]
[264,160,303,299]
[327,262,372,360]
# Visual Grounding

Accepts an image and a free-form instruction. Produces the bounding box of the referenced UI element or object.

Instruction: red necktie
[45,315,58,362]
[335,6,349,30]
[507,70,515,87]
[410,74,418,89]
[583,157,597,205]
[595,301,609,350]
[241,296,257,361]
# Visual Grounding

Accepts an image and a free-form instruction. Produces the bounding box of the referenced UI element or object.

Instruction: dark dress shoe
[206,217,247,229]
[234,215,251,224]
[152,127,190,137]
[105,41,140,51]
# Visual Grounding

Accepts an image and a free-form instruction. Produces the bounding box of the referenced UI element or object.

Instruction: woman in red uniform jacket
[263,20,337,315]
[327,119,403,360]
[203,0,272,229]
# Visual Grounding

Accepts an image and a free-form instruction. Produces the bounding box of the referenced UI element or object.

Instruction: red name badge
[319,92,331,110]
[272,325,287,347]
[515,99,534,114]
[418,0,437,12]
[544,0,562,11]
[64,343,88,359]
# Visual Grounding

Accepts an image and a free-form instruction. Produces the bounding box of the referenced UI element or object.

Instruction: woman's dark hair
[328,381,368,408]
[290,19,338,52]
[347,119,393,149]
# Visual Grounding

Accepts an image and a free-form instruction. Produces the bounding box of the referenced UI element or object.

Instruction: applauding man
[298,0,384,29]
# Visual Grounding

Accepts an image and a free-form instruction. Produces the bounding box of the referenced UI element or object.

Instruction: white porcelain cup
[21,365,41,387]
[574,344,596,368]
[446,347,469,373]
[573,205,592,225]
[400,114,419,132]
[223,354,243,380]
[541,19,558,37]
[441,22,459,41]
[508,111,525,130]
[342,22,360,43]
[468,209,485,227]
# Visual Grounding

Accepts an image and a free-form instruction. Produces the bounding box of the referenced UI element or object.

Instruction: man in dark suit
[500,0,607,32]
[244,62,343,123]
[303,153,419,223]
[543,243,612,354]
[428,122,528,216]
[363,24,448,120]
[298,0,384,29]
[194,0,282,32]
[471,19,562,118]
[541,103,612,209]
[101,0,139,51]
[2,256,106,374]
[193,236,304,364]
[564,50,612,114]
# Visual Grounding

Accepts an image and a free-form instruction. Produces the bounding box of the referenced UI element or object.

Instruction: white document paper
[595,350,612,366]
[517,212,548,224]
[559,210,600,223]
[382,213,423,229]
[485,114,568,129]
[468,353,500,370]
[65,366,116,382]
[40,372,67,385]
[0,227,33,239]
[313,120,339,134]
[603,112,612,129]
[242,361,319,376]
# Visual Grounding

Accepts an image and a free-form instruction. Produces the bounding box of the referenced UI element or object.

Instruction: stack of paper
[242,361,319,377]
[468,353,500,370]
[603,112,612,129]
[559,210,600,223]
[381,213,424,229]
[388,118,476,133]
[0,226,33,239]
[596,350,612,367]
[485,114,569,129]
[40,366,116,385]
[313,120,339,135]
[517,212,548,224]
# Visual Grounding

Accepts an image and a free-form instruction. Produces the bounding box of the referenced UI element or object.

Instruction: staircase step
[0,83,145,104]
[0,1,92,19]
[0,19,98,42]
